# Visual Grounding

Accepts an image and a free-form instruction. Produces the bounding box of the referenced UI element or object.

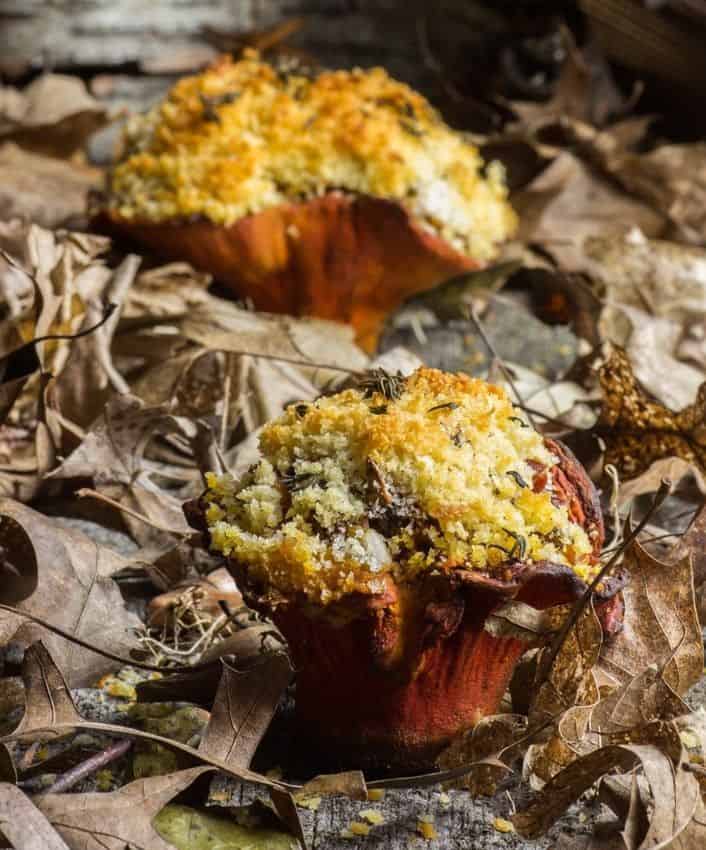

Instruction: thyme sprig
[357,368,407,401]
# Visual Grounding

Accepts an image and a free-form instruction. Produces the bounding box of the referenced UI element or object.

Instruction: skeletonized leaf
[0,501,140,687]
[0,783,72,850]
[199,653,293,769]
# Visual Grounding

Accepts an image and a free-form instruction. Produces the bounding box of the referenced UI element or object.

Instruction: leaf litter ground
[0,22,706,850]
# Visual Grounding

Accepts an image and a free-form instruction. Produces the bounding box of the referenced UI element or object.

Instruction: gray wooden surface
[0,0,433,94]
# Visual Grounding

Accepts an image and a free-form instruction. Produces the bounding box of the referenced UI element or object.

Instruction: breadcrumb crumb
[204,368,595,603]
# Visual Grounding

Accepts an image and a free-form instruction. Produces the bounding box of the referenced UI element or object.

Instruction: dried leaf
[0,783,72,849]
[438,714,527,795]
[49,395,201,545]
[11,642,81,736]
[673,503,706,593]
[0,73,108,157]
[584,230,706,325]
[51,254,141,430]
[513,152,665,270]
[179,300,367,380]
[596,346,706,480]
[515,721,700,844]
[123,262,212,320]
[600,304,704,411]
[0,501,140,686]
[199,653,292,769]
[37,766,215,850]
[0,144,100,229]
[598,540,703,699]
[297,771,367,800]
[269,788,307,849]
[0,744,16,783]
[606,142,706,245]
[484,601,567,642]
[618,458,705,505]
[523,604,603,786]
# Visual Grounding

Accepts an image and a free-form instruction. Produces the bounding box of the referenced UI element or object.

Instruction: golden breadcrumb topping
[106,51,516,260]
[204,368,594,604]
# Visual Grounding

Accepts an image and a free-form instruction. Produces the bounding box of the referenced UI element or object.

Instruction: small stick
[76,488,184,536]
[467,305,537,429]
[43,739,132,795]
[220,352,235,452]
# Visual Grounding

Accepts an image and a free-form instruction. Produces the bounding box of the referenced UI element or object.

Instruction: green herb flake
[357,368,407,402]
[428,402,460,413]
[506,470,528,489]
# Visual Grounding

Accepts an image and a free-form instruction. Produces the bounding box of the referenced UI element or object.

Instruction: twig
[604,464,623,552]
[76,488,184,536]
[43,739,132,795]
[536,479,673,687]
[467,305,537,429]
[220,352,235,452]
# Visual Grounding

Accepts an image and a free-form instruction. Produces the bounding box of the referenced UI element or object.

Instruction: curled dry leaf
[146,567,242,630]
[0,502,140,687]
[515,720,700,846]
[596,346,706,480]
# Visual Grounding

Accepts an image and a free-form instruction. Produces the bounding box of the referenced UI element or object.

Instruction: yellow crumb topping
[107,51,516,261]
[203,368,594,604]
